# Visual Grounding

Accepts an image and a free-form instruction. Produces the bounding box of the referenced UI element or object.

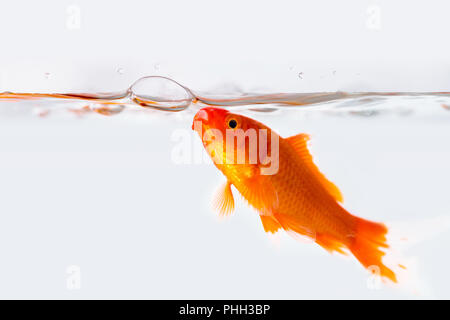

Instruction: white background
[1,0,450,93]
[0,0,450,299]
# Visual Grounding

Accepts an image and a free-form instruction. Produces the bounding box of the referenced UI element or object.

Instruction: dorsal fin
[286,133,343,203]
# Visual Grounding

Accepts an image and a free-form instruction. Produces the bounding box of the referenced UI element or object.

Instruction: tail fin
[275,212,401,284]
[349,217,397,283]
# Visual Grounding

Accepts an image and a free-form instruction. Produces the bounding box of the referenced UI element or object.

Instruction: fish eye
[228,119,238,129]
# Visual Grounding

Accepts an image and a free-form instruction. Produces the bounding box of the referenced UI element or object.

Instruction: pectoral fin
[212,181,235,216]
[286,133,343,203]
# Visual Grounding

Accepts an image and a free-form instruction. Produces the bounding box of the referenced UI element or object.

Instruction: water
[0,77,450,299]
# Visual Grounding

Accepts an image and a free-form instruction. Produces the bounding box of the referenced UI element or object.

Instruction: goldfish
[192,107,398,283]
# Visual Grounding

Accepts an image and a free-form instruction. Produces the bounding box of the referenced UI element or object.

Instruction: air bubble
[129,76,194,111]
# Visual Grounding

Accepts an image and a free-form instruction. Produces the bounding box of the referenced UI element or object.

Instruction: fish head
[192,107,276,170]
[192,106,249,132]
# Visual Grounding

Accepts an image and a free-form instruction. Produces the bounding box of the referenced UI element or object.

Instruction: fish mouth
[195,109,209,122]
[192,109,209,130]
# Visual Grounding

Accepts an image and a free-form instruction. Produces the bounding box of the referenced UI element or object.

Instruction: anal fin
[260,215,282,234]
[315,233,348,255]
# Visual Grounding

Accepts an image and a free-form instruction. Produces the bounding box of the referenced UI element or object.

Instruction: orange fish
[192,107,397,282]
